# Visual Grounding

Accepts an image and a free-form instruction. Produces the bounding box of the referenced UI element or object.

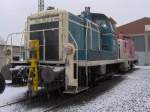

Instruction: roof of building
[117,17,150,35]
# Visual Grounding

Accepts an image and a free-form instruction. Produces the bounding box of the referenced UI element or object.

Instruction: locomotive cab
[26,9,80,94]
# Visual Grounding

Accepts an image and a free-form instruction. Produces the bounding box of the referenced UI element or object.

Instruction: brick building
[118,17,150,65]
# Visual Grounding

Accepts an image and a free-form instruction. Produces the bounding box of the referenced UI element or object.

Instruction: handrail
[85,20,89,86]
[68,31,79,82]
[4,33,26,62]
[84,19,101,86]
[4,28,64,63]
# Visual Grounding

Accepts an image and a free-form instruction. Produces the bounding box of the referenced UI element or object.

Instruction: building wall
[0,46,8,70]
[117,17,150,66]
[132,36,145,51]
[131,35,150,65]
[136,52,143,65]
[0,45,24,70]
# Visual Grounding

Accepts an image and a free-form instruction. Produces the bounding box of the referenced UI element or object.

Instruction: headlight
[64,43,75,55]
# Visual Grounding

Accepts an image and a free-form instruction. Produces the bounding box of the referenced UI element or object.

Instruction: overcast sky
[0,0,150,39]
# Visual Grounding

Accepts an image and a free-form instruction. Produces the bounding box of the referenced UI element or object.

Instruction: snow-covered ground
[0,82,27,106]
[1,66,150,112]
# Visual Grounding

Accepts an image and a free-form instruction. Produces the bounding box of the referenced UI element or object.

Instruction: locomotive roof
[90,13,109,20]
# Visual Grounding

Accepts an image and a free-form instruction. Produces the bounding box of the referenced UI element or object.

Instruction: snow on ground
[54,66,150,112]
[0,66,150,112]
[135,66,150,69]
[0,83,27,106]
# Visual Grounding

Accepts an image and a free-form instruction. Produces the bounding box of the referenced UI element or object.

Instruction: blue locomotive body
[68,11,118,61]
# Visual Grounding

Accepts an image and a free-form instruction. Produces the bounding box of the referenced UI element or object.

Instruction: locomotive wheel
[0,73,6,94]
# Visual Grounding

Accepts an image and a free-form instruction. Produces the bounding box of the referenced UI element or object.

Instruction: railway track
[0,76,120,112]
[42,97,75,112]
[0,98,26,108]
[0,91,47,109]
[0,83,107,111]
[42,90,90,112]
[42,76,122,112]
[0,93,75,112]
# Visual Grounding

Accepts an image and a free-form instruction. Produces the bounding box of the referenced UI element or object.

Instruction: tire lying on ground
[0,73,6,94]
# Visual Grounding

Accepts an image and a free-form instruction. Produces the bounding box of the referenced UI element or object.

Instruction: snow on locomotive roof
[28,9,67,20]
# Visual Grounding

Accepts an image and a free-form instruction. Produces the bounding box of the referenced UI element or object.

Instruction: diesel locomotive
[0,7,137,95]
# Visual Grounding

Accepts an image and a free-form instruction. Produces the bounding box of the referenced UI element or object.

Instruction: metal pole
[85,21,88,87]
[11,35,13,62]
[38,0,44,12]
[43,31,46,61]
[144,33,149,65]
